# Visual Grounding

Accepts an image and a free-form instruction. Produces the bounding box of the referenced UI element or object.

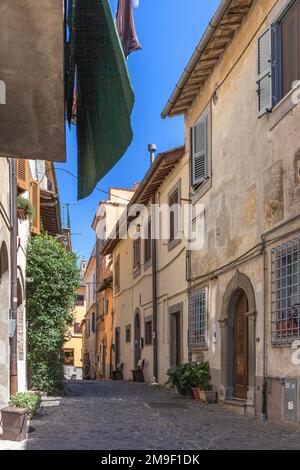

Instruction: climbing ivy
[26,234,80,394]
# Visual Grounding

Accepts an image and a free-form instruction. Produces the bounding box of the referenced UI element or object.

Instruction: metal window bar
[271,236,300,345]
[189,287,208,347]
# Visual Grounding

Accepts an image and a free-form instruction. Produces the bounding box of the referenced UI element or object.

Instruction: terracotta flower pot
[192,387,201,400]
[17,208,27,220]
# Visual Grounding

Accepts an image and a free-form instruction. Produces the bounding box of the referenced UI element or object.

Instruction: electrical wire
[38,166,133,203]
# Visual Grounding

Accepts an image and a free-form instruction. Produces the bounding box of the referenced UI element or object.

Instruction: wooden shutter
[29,180,40,234]
[17,158,29,191]
[191,115,208,187]
[134,237,141,269]
[144,219,152,263]
[114,255,120,290]
[169,189,179,242]
[257,27,273,117]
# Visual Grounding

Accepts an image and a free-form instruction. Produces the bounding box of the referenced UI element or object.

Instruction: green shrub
[26,234,80,394]
[166,362,210,395]
[9,392,41,418]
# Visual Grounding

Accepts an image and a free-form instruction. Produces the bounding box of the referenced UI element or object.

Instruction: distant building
[63,258,87,381]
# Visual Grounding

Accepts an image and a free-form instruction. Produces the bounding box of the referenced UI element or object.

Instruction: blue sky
[57,0,221,261]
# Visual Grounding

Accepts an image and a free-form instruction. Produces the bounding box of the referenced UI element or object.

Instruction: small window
[91,312,96,333]
[133,237,141,271]
[144,218,152,264]
[75,295,85,306]
[271,236,300,344]
[145,320,153,346]
[85,318,90,337]
[114,254,120,291]
[125,325,131,343]
[168,182,181,249]
[74,323,82,334]
[64,349,74,366]
[189,288,208,348]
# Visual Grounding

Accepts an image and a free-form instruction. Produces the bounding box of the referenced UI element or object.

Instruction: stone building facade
[162,0,300,425]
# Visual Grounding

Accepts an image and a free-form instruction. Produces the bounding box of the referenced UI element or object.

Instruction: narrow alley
[19,381,300,450]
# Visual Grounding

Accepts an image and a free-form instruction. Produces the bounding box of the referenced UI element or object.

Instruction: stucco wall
[113,155,189,383]
[0,158,11,406]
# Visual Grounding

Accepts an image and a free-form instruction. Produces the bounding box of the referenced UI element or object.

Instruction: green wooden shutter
[257,27,273,117]
[191,115,208,187]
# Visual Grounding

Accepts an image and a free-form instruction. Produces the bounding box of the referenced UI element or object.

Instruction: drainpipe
[9,158,18,396]
[261,235,268,420]
[148,144,158,384]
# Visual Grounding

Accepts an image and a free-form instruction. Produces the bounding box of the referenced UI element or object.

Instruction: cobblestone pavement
[19,381,300,450]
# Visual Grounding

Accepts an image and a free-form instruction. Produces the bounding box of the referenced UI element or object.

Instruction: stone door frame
[219,271,257,406]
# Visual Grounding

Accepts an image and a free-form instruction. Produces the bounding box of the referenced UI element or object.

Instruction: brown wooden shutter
[17,158,29,191]
[169,189,179,242]
[144,219,152,263]
[29,180,40,234]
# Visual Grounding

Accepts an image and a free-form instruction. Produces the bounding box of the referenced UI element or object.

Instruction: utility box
[284,379,297,422]
[0,1,66,162]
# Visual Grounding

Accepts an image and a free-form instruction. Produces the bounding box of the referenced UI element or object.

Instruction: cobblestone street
[15,381,300,450]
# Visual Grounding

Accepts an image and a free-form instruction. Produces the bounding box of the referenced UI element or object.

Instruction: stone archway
[219,271,256,405]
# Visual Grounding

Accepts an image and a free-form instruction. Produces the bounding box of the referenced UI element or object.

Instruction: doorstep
[223,398,255,418]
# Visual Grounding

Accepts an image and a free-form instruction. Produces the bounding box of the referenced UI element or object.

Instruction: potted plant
[1,392,41,441]
[17,195,35,221]
[202,384,218,404]
[166,362,210,398]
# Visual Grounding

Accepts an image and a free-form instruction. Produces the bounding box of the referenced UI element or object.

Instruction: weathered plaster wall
[0,158,11,406]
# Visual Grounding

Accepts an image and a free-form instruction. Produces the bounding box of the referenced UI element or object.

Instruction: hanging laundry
[116,0,142,58]
[66,0,135,200]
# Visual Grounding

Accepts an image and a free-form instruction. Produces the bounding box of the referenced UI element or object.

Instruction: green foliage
[17,195,35,220]
[166,362,210,395]
[9,392,41,418]
[26,234,80,394]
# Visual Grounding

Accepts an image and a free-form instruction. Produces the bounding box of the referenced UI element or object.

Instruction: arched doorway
[134,310,141,368]
[220,271,256,403]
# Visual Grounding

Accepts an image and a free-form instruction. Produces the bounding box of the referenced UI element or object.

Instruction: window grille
[271,236,300,344]
[189,287,208,347]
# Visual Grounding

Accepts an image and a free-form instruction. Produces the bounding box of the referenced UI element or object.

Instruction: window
[271,237,300,344]
[125,325,131,343]
[189,288,208,348]
[93,272,96,302]
[257,0,300,116]
[191,114,209,187]
[168,181,181,250]
[64,349,74,366]
[144,218,152,264]
[91,312,96,333]
[74,323,82,334]
[133,237,141,271]
[114,254,120,291]
[145,320,153,346]
[85,318,90,337]
[75,295,85,306]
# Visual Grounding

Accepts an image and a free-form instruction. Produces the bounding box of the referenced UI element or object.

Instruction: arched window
[0,242,9,285]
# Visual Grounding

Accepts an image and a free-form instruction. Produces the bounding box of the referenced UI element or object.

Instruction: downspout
[9,158,18,396]
[148,144,158,384]
[261,234,268,420]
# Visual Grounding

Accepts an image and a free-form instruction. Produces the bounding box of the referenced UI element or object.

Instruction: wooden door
[134,314,141,368]
[170,313,181,368]
[234,292,249,399]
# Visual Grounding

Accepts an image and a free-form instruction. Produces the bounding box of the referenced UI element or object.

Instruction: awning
[66,0,134,200]
[40,189,62,237]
